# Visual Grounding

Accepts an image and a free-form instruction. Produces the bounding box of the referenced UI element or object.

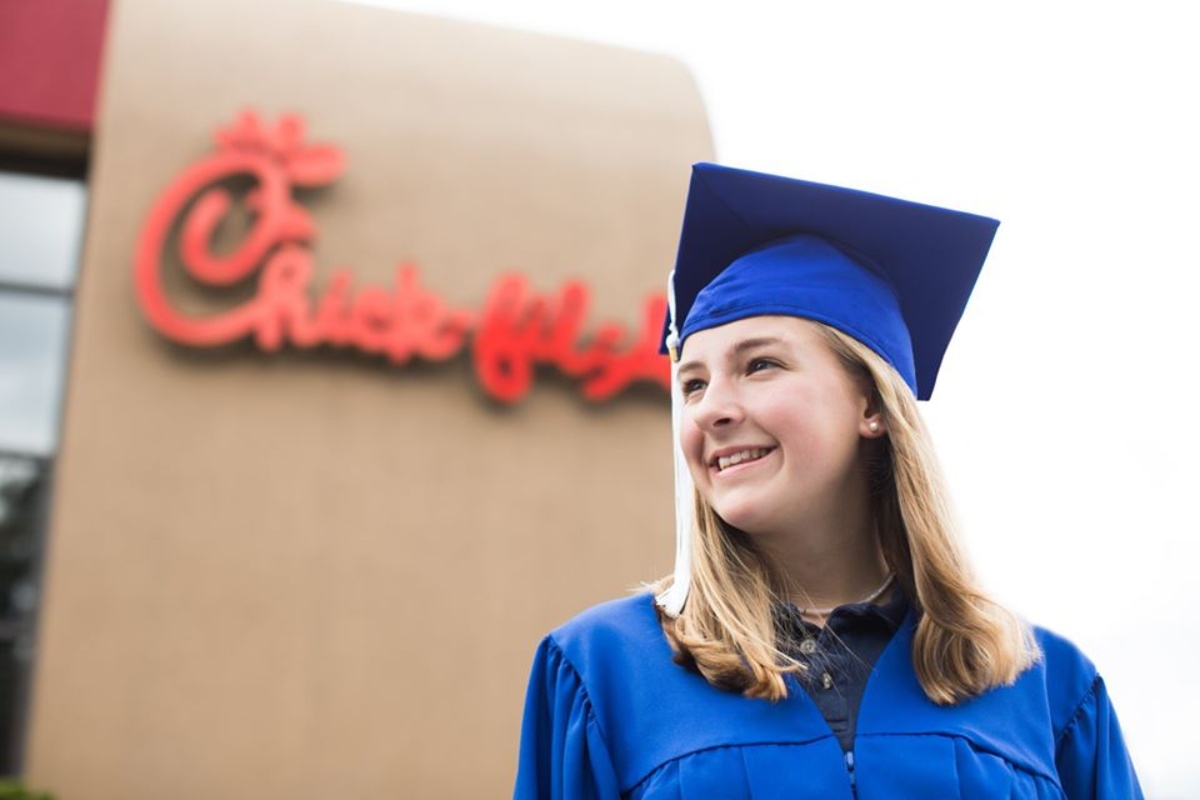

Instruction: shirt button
[799,639,818,655]
[821,672,834,690]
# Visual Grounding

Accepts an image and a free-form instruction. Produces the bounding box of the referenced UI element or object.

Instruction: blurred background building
[1,0,104,775]
[1,1,711,796]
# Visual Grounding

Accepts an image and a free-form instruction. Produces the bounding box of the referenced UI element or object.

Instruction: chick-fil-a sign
[134,111,670,403]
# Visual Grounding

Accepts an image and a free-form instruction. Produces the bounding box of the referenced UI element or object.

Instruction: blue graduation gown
[514,593,1142,799]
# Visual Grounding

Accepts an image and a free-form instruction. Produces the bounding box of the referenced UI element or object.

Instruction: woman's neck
[755,489,890,616]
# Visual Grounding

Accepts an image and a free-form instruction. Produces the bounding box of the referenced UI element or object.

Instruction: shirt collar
[776,585,910,634]
[835,586,909,631]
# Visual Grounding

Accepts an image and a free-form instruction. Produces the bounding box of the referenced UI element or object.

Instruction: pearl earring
[868,421,880,433]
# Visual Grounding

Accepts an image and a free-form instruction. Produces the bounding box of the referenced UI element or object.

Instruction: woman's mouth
[713,447,774,472]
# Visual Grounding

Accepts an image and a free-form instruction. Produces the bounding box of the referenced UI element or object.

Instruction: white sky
[352,2,1197,793]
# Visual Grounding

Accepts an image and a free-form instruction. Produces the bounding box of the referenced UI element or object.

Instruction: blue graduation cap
[657,163,999,615]
[663,162,1000,400]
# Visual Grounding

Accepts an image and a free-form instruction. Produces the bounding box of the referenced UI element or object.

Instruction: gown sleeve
[514,636,622,800]
[1054,675,1144,800]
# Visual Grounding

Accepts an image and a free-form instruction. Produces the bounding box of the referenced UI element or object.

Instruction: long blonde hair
[656,323,1039,705]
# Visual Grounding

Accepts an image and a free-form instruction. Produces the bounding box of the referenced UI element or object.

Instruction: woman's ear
[860,387,887,438]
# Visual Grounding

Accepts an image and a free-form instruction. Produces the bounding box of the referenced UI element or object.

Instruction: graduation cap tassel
[656,270,694,617]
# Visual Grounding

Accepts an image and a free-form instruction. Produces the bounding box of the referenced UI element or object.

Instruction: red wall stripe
[0,0,110,131]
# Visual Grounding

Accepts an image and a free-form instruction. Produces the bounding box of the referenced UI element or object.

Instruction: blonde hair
[656,323,1039,705]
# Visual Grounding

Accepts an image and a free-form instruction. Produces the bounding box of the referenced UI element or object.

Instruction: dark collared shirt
[777,590,910,752]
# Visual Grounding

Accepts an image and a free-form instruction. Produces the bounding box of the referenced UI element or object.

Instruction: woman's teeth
[716,448,770,472]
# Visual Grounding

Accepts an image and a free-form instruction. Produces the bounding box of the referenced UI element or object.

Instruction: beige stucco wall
[25,1,713,796]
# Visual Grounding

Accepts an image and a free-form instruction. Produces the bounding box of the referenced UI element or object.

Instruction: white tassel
[656,271,695,616]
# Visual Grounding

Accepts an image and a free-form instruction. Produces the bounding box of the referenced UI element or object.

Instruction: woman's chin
[713,506,777,538]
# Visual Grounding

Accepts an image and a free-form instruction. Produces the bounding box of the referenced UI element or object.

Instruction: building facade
[1,1,712,796]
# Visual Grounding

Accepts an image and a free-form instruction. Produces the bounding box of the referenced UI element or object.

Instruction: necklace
[795,572,895,617]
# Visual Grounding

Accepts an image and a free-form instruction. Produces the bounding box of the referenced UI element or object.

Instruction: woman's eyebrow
[677,336,786,374]
[731,336,785,356]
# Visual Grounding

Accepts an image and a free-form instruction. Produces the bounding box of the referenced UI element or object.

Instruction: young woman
[514,163,1142,799]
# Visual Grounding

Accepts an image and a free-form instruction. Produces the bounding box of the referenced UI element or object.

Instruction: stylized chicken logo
[135,110,343,343]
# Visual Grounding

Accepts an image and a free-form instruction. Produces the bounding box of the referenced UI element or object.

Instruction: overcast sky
[350,2,1196,793]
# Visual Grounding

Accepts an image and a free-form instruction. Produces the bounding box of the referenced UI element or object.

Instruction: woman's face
[677,316,881,538]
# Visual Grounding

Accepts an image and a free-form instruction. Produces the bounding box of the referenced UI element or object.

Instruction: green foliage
[0,777,56,800]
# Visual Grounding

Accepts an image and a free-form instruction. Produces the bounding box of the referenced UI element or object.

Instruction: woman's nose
[692,380,744,430]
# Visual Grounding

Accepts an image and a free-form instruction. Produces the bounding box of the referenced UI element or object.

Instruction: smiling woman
[678,318,875,545]
[513,163,1143,799]
[667,315,1032,708]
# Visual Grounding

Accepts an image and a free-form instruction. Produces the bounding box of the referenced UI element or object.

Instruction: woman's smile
[710,446,776,474]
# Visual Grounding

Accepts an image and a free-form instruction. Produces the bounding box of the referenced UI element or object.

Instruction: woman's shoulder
[1031,623,1097,671]
[1023,622,1105,736]
[1023,623,1143,796]
[531,592,851,792]
[1029,623,1099,681]
[543,591,668,673]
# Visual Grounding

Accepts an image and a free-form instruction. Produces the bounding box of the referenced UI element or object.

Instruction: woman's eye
[681,378,706,396]
[748,358,778,373]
